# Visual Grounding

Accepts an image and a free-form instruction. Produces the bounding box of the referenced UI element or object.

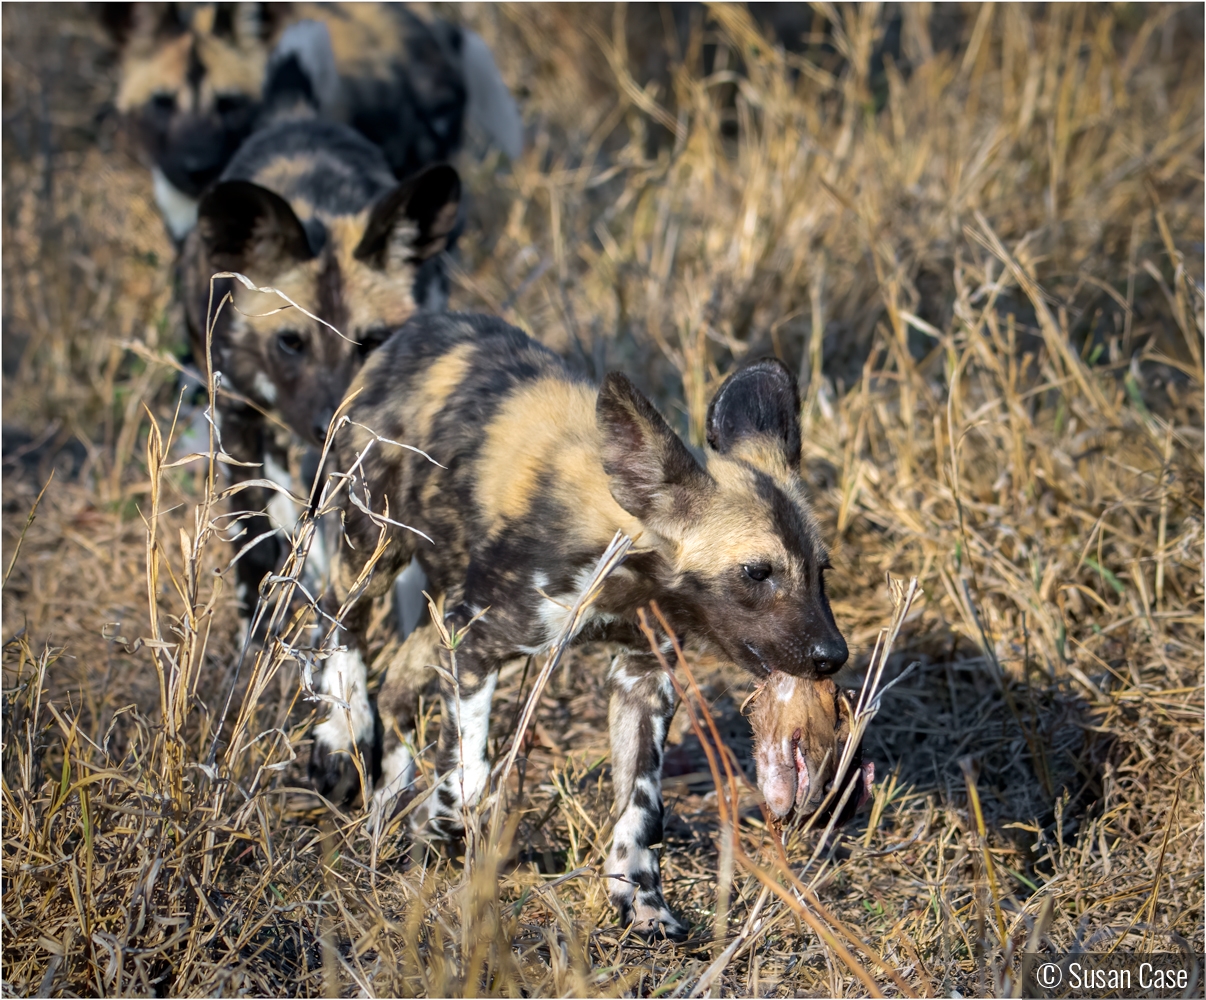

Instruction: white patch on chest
[252,371,278,406]
[265,450,336,597]
[262,451,300,535]
[519,565,620,655]
[151,168,199,240]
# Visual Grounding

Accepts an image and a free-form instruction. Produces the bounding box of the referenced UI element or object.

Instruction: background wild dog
[274,4,522,173]
[314,312,849,939]
[102,2,283,239]
[179,117,460,618]
[102,2,521,241]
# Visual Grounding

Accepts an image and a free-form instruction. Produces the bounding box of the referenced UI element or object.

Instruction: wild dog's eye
[277,331,305,356]
[744,563,773,583]
[355,327,392,357]
[151,93,176,113]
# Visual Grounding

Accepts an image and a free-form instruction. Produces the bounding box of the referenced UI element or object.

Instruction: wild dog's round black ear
[354,164,462,267]
[99,4,136,45]
[705,358,801,466]
[264,20,338,114]
[197,179,312,275]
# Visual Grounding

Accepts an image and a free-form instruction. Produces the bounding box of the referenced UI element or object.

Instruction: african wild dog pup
[313,313,849,938]
[103,2,275,239]
[179,115,460,615]
[103,2,520,241]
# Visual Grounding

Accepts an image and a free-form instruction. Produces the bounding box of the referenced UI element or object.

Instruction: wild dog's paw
[308,730,377,806]
[409,782,467,845]
[606,857,689,943]
[610,879,689,942]
[629,909,689,943]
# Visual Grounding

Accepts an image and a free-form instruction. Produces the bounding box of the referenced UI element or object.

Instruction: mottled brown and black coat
[179,117,459,610]
[312,312,848,938]
[102,1,519,239]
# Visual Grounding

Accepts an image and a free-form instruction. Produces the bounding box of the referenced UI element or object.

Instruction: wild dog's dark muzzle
[312,407,336,444]
[164,152,226,197]
[164,118,246,196]
[734,615,849,679]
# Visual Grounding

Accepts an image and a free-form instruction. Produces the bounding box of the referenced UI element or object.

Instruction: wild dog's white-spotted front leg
[372,739,416,820]
[308,477,410,806]
[310,640,379,805]
[417,670,498,840]
[605,652,687,940]
[370,621,442,819]
[414,603,500,842]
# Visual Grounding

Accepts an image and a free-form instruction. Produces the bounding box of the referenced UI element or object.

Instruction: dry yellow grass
[2,3,1202,996]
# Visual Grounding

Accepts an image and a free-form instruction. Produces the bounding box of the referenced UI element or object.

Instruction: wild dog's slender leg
[371,616,441,817]
[217,399,285,618]
[604,651,687,940]
[415,599,500,840]
[309,592,381,805]
[309,483,410,804]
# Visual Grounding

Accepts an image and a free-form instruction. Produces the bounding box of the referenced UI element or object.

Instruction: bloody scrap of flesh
[749,672,874,825]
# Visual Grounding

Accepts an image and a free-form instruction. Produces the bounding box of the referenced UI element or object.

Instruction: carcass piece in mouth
[749,672,874,823]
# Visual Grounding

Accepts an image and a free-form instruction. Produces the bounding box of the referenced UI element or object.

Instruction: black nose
[185,165,223,190]
[313,408,335,443]
[180,147,222,172]
[167,123,229,193]
[164,152,224,197]
[810,635,849,675]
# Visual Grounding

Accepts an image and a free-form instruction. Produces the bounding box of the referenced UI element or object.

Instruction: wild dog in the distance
[102,1,520,240]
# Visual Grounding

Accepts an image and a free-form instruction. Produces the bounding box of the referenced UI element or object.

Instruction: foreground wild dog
[313,313,849,938]
[179,118,460,613]
[103,2,520,240]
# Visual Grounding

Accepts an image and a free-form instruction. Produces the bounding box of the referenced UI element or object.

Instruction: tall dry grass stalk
[3,3,1202,996]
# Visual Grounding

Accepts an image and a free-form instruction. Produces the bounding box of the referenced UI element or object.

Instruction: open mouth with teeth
[749,672,874,826]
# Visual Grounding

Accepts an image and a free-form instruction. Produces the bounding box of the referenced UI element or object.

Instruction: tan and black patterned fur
[314,313,848,939]
[179,119,459,612]
[103,3,282,238]
[103,2,519,240]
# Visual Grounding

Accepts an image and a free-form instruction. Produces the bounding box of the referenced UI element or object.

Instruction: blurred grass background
[2,3,1202,996]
